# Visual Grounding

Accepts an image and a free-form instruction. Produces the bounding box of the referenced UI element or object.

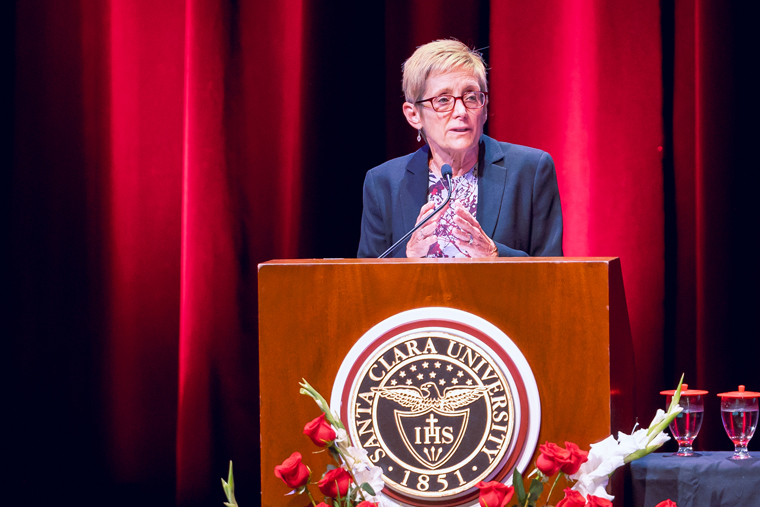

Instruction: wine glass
[661,384,706,456]
[718,385,759,460]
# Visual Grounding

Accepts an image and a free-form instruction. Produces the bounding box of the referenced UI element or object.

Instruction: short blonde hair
[402,39,488,103]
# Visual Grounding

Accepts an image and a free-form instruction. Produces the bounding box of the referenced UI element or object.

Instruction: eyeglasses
[415,91,488,112]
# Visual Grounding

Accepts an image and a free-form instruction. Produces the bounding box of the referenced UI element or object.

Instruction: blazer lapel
[400,145,430,233]
[477,136,507,238]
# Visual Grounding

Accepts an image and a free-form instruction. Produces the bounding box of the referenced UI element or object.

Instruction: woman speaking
[357,39,563,258]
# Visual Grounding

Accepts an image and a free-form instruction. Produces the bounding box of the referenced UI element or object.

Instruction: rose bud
[273,452,310,489]
[304,413,337,447]
[655,501,677,507]
[318,467,352,498]
[475,481,514,507]
[356,502,378,507]
[556,488,587,507]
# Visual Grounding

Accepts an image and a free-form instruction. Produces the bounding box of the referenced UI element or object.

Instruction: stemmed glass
[718,385,759,460]
[661,384,706,456]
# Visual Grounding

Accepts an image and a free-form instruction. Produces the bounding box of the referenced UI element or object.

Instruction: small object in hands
[468,234,473,245]
[660,384,707,456]
[718,385,759,460]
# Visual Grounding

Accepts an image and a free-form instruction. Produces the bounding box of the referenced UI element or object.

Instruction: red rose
[318,467,352,498]
[556,488,586,507]
[587,495,613,507]
[536,442,568,475]
[536,441,589,476]
[315,503,331,507]
[356,502,378,507]
[655,501,677,507]
[475,481,514,507]
[303,413,336,447]
[273,452,310,489]
[561,441,589,475]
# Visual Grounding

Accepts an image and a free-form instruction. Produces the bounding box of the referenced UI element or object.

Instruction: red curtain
[489,0,665,418]
[178,0,307,501]
[8,1,757,505]
[672,0,760,450]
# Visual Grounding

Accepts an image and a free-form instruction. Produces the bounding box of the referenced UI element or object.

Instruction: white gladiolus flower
[353,462,385,498]
[333,427,348,443]
[572,474,615,501]
[333,427,349,453]
[349,450,385,504]
[648,408,667,429]
[344,446,370,468]
[570,435,625,500]
[570,402,680,502]
[647,430,670,448]
[616,427,649,455]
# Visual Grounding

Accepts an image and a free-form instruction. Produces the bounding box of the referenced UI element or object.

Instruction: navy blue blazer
[357,135,563,258]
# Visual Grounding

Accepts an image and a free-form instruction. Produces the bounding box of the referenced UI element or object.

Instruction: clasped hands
[405,201,498,258]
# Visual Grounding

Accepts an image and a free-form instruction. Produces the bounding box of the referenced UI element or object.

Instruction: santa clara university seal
[331,308,540,507]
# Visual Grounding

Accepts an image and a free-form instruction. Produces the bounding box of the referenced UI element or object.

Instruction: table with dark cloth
[631,452,760,506]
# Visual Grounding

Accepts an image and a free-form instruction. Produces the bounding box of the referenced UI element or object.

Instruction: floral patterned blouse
[426,165,478,258]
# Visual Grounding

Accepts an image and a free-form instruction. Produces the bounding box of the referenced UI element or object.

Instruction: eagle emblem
[372,382,490,413]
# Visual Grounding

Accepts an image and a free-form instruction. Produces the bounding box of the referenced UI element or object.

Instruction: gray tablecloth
[630,452,760,507]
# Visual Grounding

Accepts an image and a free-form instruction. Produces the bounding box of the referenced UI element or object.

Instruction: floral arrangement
[224,377,686,507]
[272,380,385,507]
[472,376,687,507]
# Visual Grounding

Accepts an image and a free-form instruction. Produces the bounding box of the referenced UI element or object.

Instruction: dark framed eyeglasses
[415,91,488,112]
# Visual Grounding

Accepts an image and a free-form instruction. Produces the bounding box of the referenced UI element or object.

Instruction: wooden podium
[258,258,634,506]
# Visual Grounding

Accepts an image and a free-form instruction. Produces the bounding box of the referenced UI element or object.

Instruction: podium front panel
[258,258,633,506]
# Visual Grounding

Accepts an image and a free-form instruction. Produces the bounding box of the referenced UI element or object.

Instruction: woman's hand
[406,201,443,258]
[450,203,498,258]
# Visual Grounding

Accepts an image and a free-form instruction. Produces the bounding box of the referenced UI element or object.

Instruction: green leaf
[668,373,685,413]
[221,461,238,507]
[528,478,544,504]
[361,482,376,496]
[513,468,527,506]
[300,379,345,430]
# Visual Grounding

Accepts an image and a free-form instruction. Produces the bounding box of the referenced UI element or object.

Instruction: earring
[417,130,422,142]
